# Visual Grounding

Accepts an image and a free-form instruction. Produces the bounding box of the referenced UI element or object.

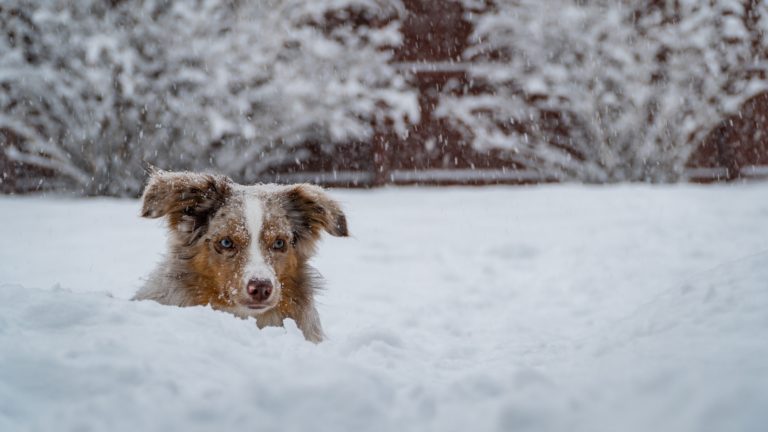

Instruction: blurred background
[1,0,767,196]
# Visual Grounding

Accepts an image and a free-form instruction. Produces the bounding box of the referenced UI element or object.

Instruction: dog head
[141,169,348,314]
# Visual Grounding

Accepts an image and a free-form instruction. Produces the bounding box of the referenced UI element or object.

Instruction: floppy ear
[141,169,233,241]
[283,184,348,249]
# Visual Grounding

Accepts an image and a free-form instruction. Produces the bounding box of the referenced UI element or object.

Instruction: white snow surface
[1,184,767,432]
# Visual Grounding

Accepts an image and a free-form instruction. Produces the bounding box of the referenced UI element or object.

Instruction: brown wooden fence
[687,92,768,182]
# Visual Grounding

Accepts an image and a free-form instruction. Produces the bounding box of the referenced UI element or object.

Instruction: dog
[133,169,348,342]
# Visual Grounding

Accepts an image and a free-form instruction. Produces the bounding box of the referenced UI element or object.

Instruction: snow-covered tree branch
[0,0,418,195]
[438,0,768,182]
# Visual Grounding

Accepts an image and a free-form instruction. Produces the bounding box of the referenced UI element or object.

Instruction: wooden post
[371,132,390,187]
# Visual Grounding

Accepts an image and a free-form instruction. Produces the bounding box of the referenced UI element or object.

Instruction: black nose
[246,278,273,302]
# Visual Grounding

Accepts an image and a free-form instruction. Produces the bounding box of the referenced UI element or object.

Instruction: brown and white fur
[133,169,348,342]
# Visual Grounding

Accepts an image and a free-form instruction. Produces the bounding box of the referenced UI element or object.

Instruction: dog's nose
[246,278,273,302]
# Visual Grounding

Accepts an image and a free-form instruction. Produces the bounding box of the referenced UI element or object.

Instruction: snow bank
[1,184,767,431]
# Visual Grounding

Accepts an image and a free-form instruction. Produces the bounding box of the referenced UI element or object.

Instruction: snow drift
[1,184,767,431]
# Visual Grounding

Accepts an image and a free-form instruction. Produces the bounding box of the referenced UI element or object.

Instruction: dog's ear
[141,170,232,239]
[282,184,348,252]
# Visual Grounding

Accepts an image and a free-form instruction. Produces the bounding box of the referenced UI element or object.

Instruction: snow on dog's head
[139,169,347,323]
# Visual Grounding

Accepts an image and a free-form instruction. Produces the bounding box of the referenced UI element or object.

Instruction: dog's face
[140,170,348,315]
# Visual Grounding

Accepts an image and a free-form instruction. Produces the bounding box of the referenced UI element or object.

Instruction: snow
[1,184,767,431]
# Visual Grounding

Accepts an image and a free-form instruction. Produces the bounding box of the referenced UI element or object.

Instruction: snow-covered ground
[1,184,767,432]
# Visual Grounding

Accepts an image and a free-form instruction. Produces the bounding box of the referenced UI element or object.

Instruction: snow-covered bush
[0,0,418,195]
[438,0,768,182]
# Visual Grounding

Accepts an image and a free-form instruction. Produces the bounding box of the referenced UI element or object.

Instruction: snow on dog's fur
[133,169,348,342]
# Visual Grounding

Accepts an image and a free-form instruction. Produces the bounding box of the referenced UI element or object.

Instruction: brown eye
[219,238,234,249]
[272,239,286,251]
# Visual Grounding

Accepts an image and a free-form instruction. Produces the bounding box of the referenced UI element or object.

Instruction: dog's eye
[272,239,286,251]
[219,238,234,249]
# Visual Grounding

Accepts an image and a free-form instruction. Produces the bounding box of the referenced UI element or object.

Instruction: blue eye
[219,238,234,249]
[272,239,286,250]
